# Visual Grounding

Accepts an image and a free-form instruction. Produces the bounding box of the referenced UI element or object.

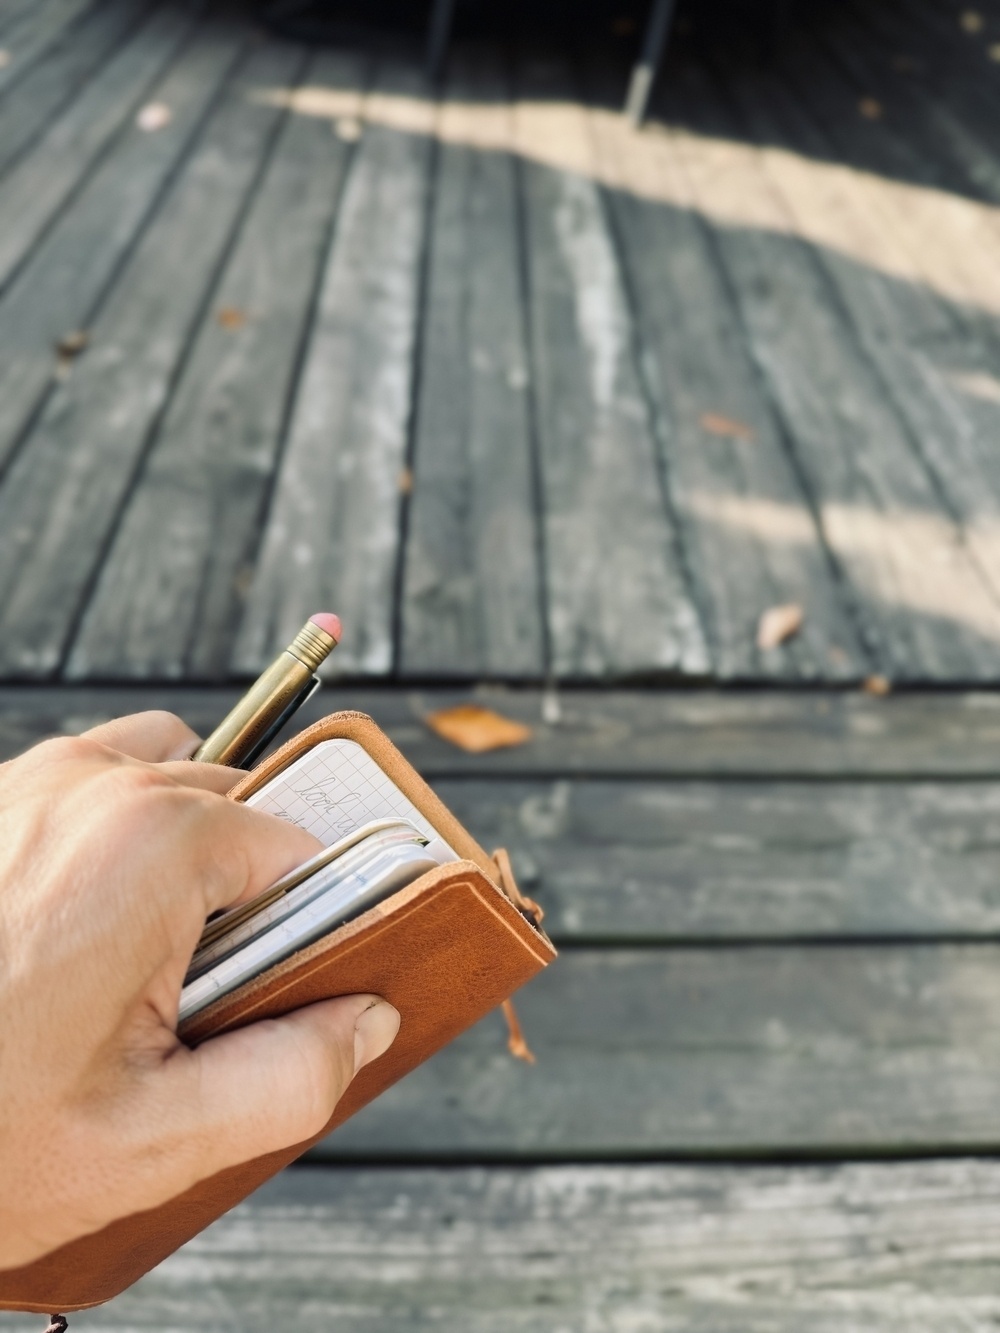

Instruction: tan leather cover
[0,712,555,1313]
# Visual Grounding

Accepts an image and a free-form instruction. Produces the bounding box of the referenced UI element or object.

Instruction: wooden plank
[0,5,192,293]
[5,687,1000,778]
[0,0,145,180]
[513,55,709,679]
[581,64,866,683]
[0,40,304,678]
[0,0,96,95]
[66,50,368,681]
[0,21,242,473]
[438,777,1000,942]
[234,60,436,678]
[400,49,545,678]
[659,60,1000,681]
[316,943,1000,1156]
[23,1160,1000,1331]
[716,47,1000,623]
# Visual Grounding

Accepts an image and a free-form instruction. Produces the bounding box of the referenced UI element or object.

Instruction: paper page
[244,739,457,864]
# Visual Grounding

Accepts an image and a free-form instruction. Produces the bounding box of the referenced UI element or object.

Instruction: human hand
[0,712,399,1269]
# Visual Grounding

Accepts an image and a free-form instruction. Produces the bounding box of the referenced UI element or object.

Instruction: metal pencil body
[193,620,337,766]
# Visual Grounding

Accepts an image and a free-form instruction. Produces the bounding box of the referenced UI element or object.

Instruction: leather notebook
[0,711,556,1314]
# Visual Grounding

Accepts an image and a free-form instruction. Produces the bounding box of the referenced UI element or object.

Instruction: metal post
[426,0,458,81]
[624,0,679,127]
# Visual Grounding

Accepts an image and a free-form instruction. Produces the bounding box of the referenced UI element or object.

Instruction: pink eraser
[309,612,342,643]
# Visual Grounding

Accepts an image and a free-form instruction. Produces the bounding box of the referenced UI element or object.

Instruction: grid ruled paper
[244,740,456,864]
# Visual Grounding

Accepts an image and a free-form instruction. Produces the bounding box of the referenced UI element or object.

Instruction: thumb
[153,995,399,1191]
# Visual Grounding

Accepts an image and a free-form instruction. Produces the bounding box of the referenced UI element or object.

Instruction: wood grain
[234,59,435,678]
[0,0,143,180]
[0,40,302,678]
[67,49,368,680]
[583,62,866,682]
[14,1160,1000,1331]
[0,5,191,292]
[0,20,241,472]
[0,0,96,95]
[514,54,709,679]
[662,58,1000,680]
[437,776,1000,941]
[400,49,545,678]
[4,686,1000,778]
[317,943,1000,1156]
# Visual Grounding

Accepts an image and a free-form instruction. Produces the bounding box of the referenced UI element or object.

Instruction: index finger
[82,711,201,763]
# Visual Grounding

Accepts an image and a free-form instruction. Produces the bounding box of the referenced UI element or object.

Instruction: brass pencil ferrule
[193,620,338,767]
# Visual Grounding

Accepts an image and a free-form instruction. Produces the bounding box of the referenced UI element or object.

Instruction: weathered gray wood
[438,777,1000,941]
[808,6,1000,338]
[0,0,144,180]
[0,41,303,678]
[6,687,1000,778]
[0,0,96,95]
[0,5,191,292]
[582,63,866,682]
[661,60,1000,681]
[514,55,709,679]
[722,54,1000,595]
[234,60,435,678]
[0,20,241,472]
[400,49,545,678]
[19,1160,1000,1331]
[317,943,1000,1156]
[67,50,368,681]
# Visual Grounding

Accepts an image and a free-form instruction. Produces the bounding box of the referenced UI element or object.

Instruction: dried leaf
[425,703,533,753]
[859,97,883,120]
[398,465,414,494]
[756,603,804,650]
[863,674,892,696]
[136,102,172,131]
[699,411,755,441]
[961,9,984,32]
[55,329,89,358]
[216,306,247,330]
[334,116,362,142]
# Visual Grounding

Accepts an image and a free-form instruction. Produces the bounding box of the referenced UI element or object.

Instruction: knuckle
[31,734,109,768]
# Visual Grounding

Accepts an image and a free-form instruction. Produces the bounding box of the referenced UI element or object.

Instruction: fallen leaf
[863,674,892,696]
[961,9,984,32]
[756,603,804,650]
[699,411,755,441]
[0,50,10,69]
[216,306,247,330]
[425,703,533,753]
[398,466,413,494]
[859,97,883,120]
[137,102,172,131]
[55,329,89,358]
[334,115,362,142]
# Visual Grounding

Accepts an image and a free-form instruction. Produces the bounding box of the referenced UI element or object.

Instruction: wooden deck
[2,0,1000,682]
[6,0,1000,1326]
[5,685,1000,1325]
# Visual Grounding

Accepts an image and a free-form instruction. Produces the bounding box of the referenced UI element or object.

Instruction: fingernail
[353,1000,400,1074]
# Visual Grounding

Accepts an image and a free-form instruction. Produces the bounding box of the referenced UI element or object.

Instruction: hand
[0,712,399,1269]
